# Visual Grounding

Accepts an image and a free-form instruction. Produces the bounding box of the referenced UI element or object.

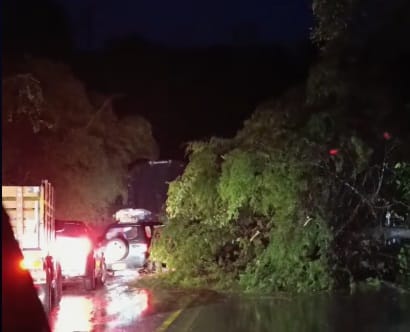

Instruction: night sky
[56,0,313,49]
[3,0,315,159]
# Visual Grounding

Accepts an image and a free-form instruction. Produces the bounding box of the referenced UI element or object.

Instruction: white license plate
[111,262,127,270]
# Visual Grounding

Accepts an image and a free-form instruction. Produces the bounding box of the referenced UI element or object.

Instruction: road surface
[50,271,172,332]
[50,271,410,332]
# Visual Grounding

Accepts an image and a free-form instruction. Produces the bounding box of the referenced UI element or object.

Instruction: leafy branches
[311,0,356,51]
[152,0,410,293]
[153,96,410,292]
[153,105,334,292]
[394,163,410,203]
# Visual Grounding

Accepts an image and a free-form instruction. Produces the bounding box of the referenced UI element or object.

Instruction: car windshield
[105,225,143,241]
[56,223,88,237]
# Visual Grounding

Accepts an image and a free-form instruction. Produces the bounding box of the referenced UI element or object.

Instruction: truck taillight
[20,257,43,270]
[76,238,92,255]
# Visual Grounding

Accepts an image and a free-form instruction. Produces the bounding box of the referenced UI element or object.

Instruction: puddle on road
[104,289,150,330]
[50,272,226,332]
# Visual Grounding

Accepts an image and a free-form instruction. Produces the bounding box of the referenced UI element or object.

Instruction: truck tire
[42,265,54,315]
[96,262,107,288]
[84,261,96,291]
[43,283,52,315]
[53,267,63,306]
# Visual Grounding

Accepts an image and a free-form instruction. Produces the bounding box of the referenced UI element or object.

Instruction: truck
[2,180,62,315]
[127,160,185,215]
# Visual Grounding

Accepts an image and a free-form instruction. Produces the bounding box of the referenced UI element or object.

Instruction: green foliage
[149,0,410,294]
[218,150,257,220]
[394,163,410,202]
[166,141,225,224]
[304,112,335,143]
[240,215,332,293]
[398,246,410,289]
[2,59,159,223]
[152,92,410,293]
[152,104,335,292]
[311,0,355,49]
[306,60,348,107]
[145,0,410,290]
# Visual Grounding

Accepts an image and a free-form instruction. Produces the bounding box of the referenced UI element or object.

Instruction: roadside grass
[131,269,241,294]
[130,270,293,305]
[130,271,228,313]
[131,271,186,291]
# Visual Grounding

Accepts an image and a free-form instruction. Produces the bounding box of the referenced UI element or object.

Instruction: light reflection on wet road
[51,295,94,332]
[49,271,410,332]
[49,271,163,332]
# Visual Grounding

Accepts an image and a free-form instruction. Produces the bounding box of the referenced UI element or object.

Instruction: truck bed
[2,181,54,252]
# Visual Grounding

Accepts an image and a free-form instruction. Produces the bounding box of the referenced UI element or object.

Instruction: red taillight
[329,148,339,156]
[78,238,92,253]
[56,237,92,258]
[383,132,392,140]
[20,257,43,270]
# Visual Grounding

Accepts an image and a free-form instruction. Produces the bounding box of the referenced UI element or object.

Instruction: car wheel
[84,262,96,291]
[97,262,107,287]
[146,260,154,272]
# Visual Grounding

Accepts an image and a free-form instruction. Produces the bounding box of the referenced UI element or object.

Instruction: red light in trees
[329,149,339,156]
[383,132,391,140]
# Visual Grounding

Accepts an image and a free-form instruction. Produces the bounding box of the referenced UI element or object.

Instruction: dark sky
[56,0,313,49]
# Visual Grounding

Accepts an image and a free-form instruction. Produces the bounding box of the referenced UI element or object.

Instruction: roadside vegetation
[150,102,410,293]
[3,0,409,293]
[2,58,159,223]
[148,0,410,293]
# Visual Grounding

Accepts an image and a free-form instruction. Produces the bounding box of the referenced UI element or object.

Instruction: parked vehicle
[127,160,185,216]
[101,212,161,272]
[2,206,51,331]
[55,220,106,290]
[2,180,62,314]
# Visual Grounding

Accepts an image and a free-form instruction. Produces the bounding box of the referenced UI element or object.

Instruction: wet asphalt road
[49,272,410,332]
[50,271,170,332]
[167,291,410,332]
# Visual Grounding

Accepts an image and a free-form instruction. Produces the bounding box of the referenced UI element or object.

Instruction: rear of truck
[1,180,62,314]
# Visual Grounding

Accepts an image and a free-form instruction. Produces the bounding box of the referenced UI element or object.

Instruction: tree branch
[373,149,387,201]
[85,93,125,130]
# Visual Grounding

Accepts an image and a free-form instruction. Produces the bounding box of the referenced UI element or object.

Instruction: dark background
[3,0,315,159]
